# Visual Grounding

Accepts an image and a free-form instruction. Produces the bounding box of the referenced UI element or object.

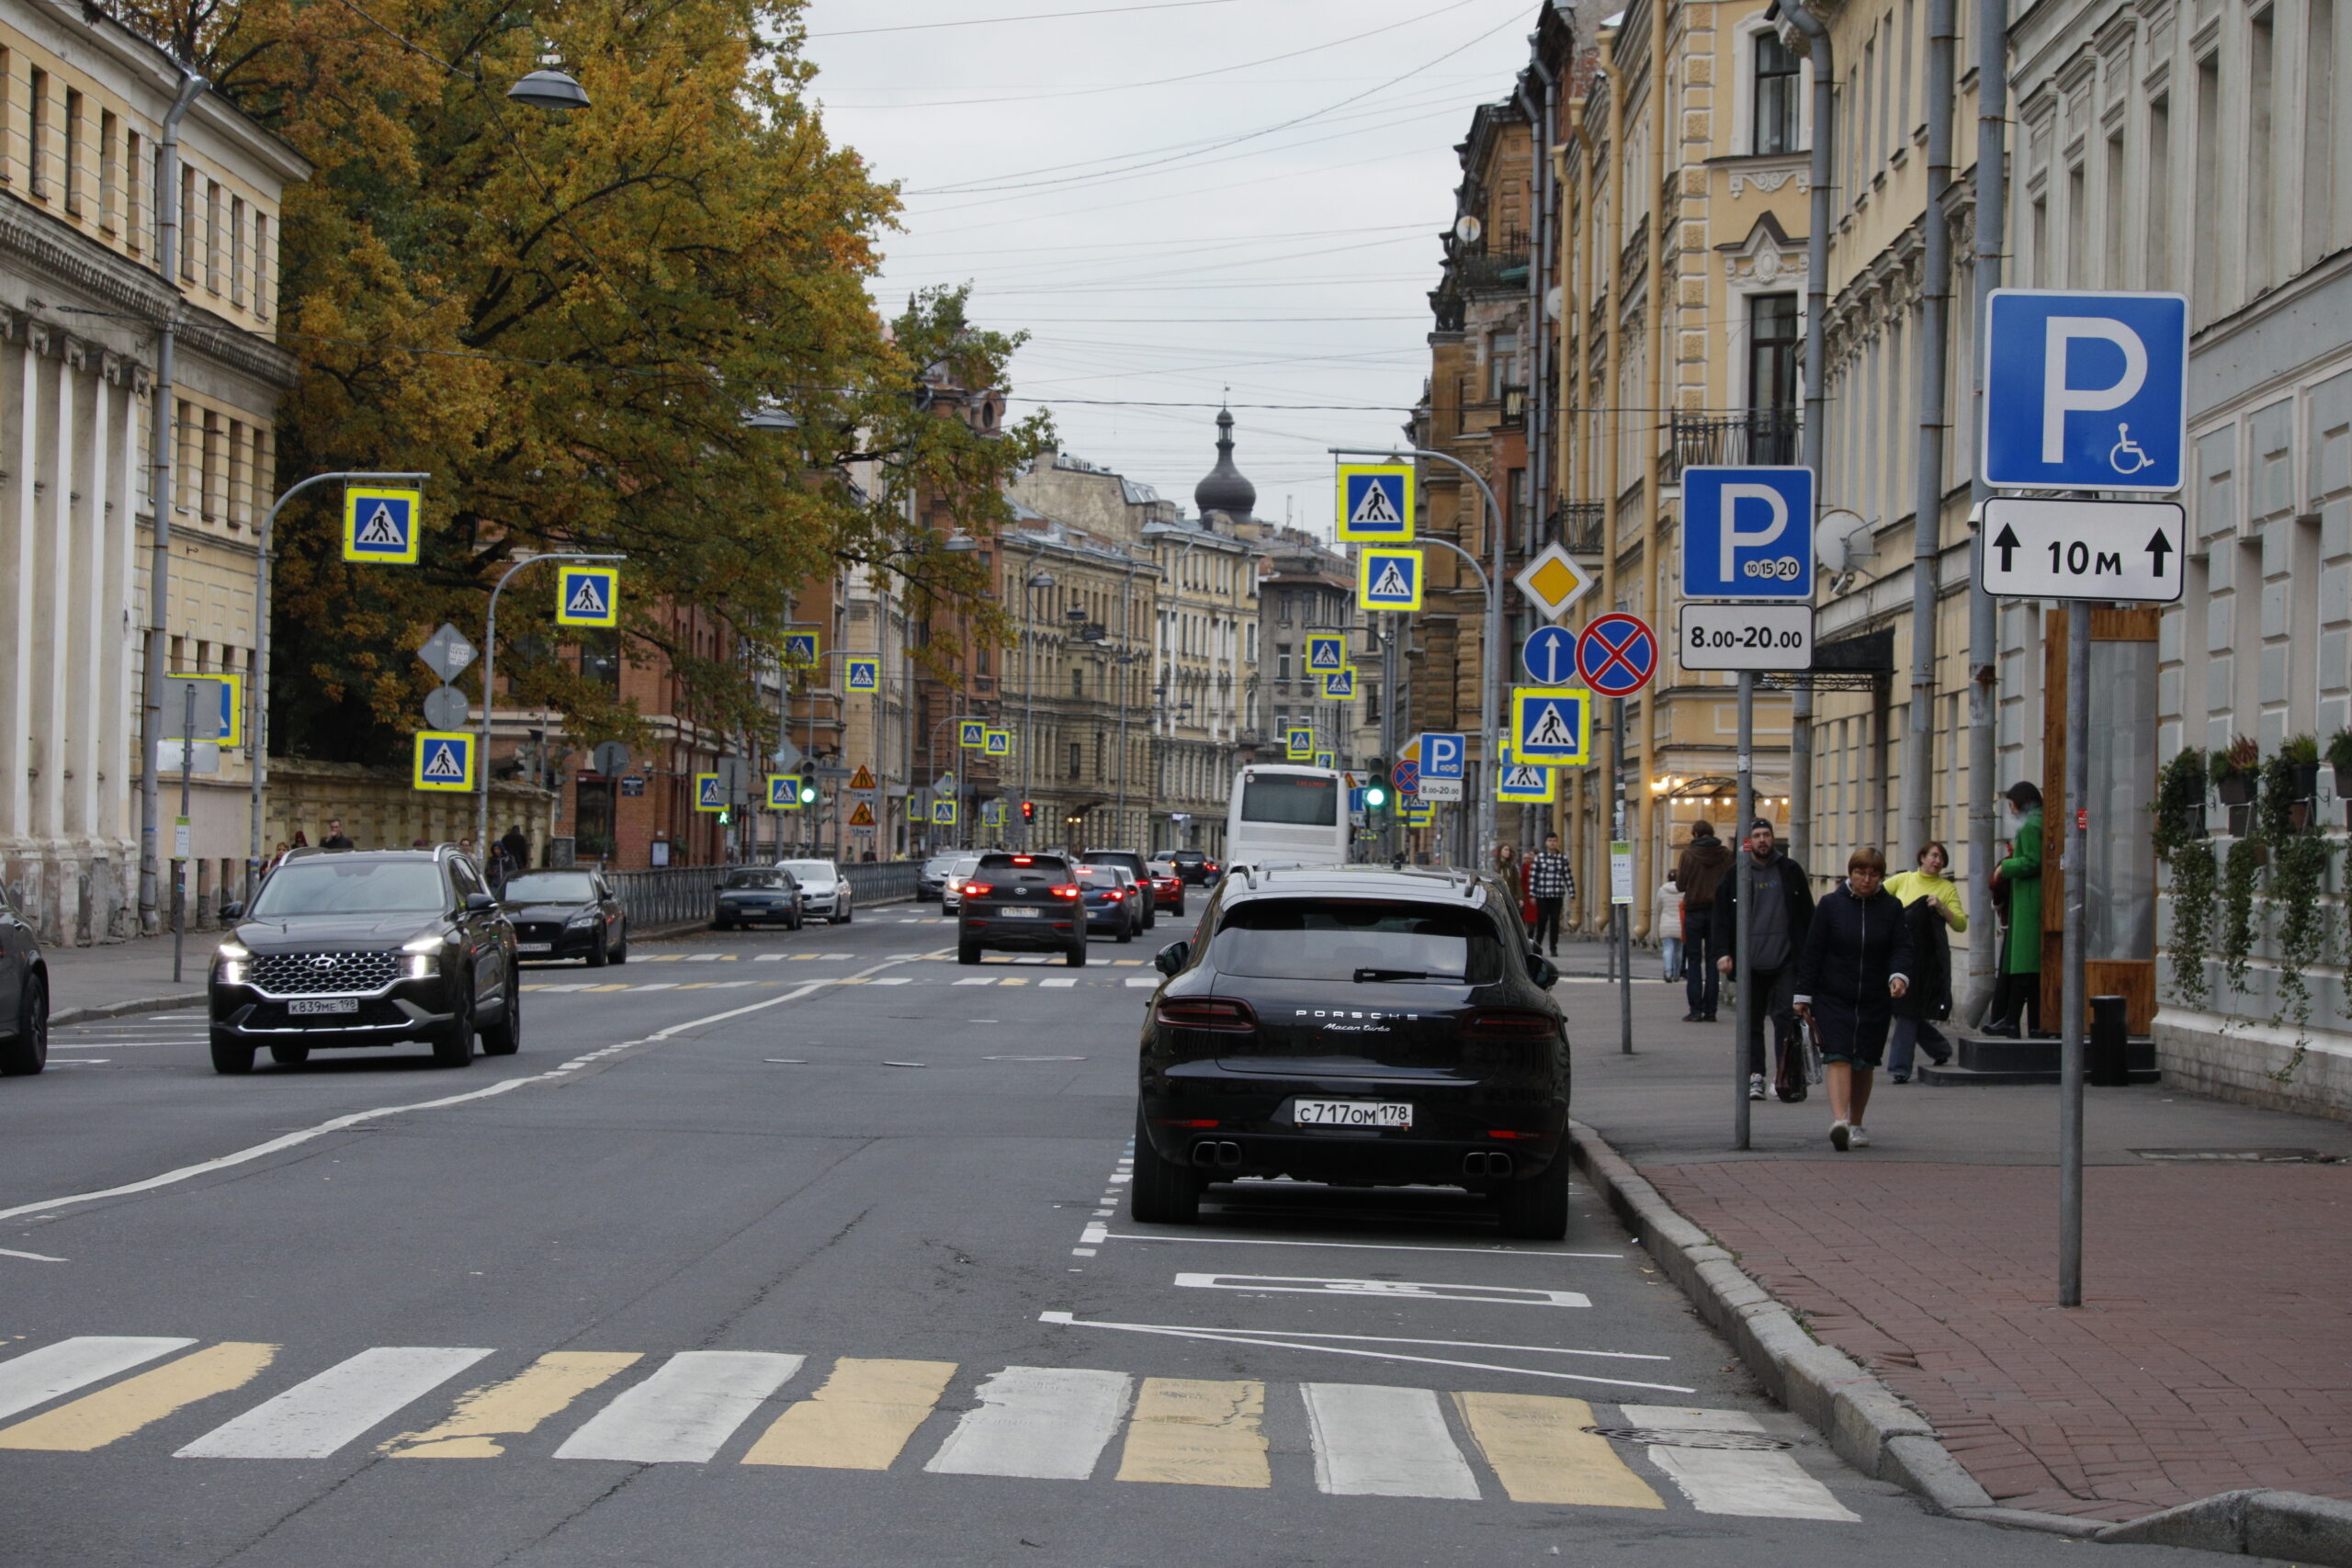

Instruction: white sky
[799,0,1542,542]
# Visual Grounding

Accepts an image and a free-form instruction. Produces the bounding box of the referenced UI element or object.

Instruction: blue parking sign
[1681,467,1814,600]
[1983,289,2188,491]
[1419,731,1464,781]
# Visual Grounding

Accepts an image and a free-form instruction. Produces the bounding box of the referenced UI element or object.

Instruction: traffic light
[1363,768,1390,823]
[797,781,818,806]
[1022,800,1036,823]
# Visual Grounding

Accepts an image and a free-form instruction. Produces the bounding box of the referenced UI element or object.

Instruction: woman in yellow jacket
[1884,841,1967,1081]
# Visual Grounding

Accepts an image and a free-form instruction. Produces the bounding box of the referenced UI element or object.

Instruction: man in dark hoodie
[1674,821,1733,1021]
[1715,818,1816,1100]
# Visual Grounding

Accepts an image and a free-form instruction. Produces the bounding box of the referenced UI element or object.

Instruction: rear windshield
[1209,898,1504,984]
[1083,852,1145,872]
[978,854,1069,878]
[781,861,836,882]
[1075,866,1119,886]
[1238,774,1339,827]
[503,872,597,903]
[254,860,447,917]
[724,869,789,889]
[922,857,961,874]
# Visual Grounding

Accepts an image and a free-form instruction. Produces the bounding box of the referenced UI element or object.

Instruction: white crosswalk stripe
[553,1351,806,1463]
[924,1365,1132,1481]
[176,1347,493,1459]
[0,1337,195,1423]
[1619,1404,1860,1521]
[1302,1382,1481,1499]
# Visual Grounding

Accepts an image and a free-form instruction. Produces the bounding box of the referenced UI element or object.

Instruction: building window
[1747,292,1801,462]
[206,179,222,292]
[1487,333,1519,400]
[1068,741,1081,781]
[28,69,47,198]
[1276,643,1291,682]
[1071,666,1083,698]
[98,109,117,232]
[180,166,198,280]
[231,195,246,306]
[1754,30,1803,154]
[124,130,141,252]
[62,88,82,214]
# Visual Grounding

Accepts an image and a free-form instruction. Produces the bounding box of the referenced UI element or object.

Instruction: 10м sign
[1978,497,2185,603]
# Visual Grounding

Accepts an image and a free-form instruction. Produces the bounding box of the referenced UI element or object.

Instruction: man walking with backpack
[1674,820,1733,1021]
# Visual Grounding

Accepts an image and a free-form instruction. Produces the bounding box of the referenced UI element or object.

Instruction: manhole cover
[1584,1426,1794,1451]
[2132,1147,2328,1162]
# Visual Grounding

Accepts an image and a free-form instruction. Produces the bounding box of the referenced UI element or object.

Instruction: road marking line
[1125,977,1158,988]
[1040,977,1078,988]
[0,1340,243,1443]
[1302,1383,1479,1499]
[870,977,911,987]
[753,953,788,961]
[0,1337,198,1423]
[632,983,681,991]
[176,1347,493,1459]
[1103,1234,1619,1259]
[553,1351,804,1463]
[1173,1272,1590,1309]
[1453,1393,1665,1508]
[383,1352,643,1459]
[923,1365,1131,1481]
[641,955,683,963]
[953,977,995,986]
[582,984,632,992]
[1113,960,1145,966]
[1000,977,1029,987]
[741,1357,956,1471]
[0,1247,65,1261]
[1115,1378,1269,1488]
[1618,1404,1860,1521]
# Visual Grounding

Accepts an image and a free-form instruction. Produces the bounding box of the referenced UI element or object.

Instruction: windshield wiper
[1352,967,1467,984]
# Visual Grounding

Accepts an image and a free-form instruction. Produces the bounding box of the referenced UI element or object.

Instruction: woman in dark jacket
[1792,847,1915,1152]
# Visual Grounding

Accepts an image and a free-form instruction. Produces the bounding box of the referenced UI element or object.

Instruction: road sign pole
[2061,604,2090,1306]
[481,552,626,852]
[173,682,195,984]
[1736,670,1755,1150]
[1614,696,1631,1055]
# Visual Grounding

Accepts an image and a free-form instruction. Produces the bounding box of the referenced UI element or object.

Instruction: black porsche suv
[209,846,521,1074]
[1131,864,1571,1238]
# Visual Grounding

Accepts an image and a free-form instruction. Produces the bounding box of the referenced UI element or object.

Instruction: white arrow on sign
[1977,497,2186,604]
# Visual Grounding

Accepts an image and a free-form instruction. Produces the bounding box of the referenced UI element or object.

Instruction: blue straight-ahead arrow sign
[1522,625,1577,684]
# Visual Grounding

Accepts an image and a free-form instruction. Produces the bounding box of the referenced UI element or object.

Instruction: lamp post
[481,552,626,850]
[1020,566,1054,851]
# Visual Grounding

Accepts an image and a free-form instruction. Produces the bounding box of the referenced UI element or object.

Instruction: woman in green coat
[1983,782,2043,1036]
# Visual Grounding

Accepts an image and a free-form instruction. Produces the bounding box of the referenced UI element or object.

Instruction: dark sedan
[503,870,628,965]
[1074,864,1139,942]
[1131,864,1569,1238]
[918,853,966,902]
[1167,849,1219,886]
[957,852,1084,966]
[713,867,804,931]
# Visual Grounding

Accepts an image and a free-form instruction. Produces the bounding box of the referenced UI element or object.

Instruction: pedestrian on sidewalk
[1885,840,1964,1080]
[1792,846,1913,1151]
[1525,834,1574,956]
[1676,820,1732,1021]
[1655,874,1683,983]
[1714,818,1815,1100]
[1982,782,2045,1037]
[320,819,352,850]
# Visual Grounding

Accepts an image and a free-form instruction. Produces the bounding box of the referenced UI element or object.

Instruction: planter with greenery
[2155,748,2215,1008]
[2259,743,2334,1027]
[2219,835,2267,996]
[2213,735,2261,807]
[2330,728,2352,798]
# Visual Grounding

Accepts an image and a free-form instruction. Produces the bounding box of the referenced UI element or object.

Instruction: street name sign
[1683,467,1815,600]
[1512,543,1596,622]
[1575,613,1659,697]
[1521,624,1578,684]
[1511,686,1594,765]
[413,731,476,792]
[1677,603,1816,670]
[344,486,422,564]
[556,567,620,628]
[1306,634,1347,671]
[1977,497,2187,603]
[1335,462,1414,542]
[1357,547,1423,611]
[1983,289,2188,491]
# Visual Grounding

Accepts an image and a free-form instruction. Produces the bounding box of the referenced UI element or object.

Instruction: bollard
[2087,994,2132,1087]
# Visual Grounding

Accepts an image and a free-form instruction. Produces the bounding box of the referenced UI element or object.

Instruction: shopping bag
[1772,1022,1811,1102]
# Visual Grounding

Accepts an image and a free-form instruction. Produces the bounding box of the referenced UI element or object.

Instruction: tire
[958,941,982,965]
[1116,919,1134,943]
[0,976,46,1077]
[1129,1115,1202,1224]
[1172,897,1185,919]
[587,931,610,968]
[1065,942,1087,968]
[1497,1158,1570,1240]
[268,1043,311,1066]
[431,987,476,1067]
[841,904,854,925]
[610,931,628,964]
[712,919,734,932]
[209,1031,255,1076]
[479,983,521,1057]
[787,910,803,931]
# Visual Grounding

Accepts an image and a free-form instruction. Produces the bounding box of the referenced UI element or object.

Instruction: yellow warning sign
[848,800,876,827]
[849,763,877,792]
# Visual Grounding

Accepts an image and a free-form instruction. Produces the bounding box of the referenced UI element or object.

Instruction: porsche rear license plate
[1294,1100,1412,1129]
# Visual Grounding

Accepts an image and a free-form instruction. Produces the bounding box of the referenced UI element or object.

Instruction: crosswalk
[0,1335,1857,1519]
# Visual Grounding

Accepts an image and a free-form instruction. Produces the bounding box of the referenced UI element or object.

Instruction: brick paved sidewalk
[1567,971,2352,1522]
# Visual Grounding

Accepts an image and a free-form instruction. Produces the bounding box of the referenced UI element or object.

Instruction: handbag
[1773,1016,1822,1101]
[1521,893,1539,927]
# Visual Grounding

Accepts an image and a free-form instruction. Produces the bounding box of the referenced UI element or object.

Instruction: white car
[780,860,854,924]
[940,854,982,913]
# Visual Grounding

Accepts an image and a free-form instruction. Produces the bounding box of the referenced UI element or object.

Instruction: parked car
[1167,849,1220,886]
[503,869,628,965]
[957,852,1084,967]
[0,880,48,1076]
[781,860,854,924]
[209,846,521,1074]
[918,853,966,902]
[1144,858,1186,918]
[1131,864,1569,1238]
[940,854,982,913]
[1078,851,1158,931]
[713,866,803,931]
[1075,864,1140,942]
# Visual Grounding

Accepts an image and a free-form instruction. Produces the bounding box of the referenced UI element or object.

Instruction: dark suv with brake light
[957,852,1086,966]
[1132,864,1569,1237]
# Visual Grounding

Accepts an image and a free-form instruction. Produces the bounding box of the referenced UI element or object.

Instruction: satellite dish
[1453,215,1483,245]
[1815,509,1874,573]
[1544,285,1564,321]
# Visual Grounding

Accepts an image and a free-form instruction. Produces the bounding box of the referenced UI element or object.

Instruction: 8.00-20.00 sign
[1676,602,1815,671]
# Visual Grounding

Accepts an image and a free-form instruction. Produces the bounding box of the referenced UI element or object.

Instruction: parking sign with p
[1982,289,2188,491]
[1681,467,1814,600]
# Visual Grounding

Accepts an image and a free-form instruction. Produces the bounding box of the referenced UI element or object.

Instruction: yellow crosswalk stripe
[1453,1392,1665,1508]
[382,1352,643,1459]
[582,984,631,992]
[1114,1377,1270,1489]
[0,1342,278,1451]
[740,1357,956,1471]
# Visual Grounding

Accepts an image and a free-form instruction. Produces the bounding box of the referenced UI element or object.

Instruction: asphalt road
[0,903,2242,1567]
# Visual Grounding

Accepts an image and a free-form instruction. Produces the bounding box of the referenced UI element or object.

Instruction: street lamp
[507,67,590,110]
[1021,569,1054,849]
[480,551,627,850]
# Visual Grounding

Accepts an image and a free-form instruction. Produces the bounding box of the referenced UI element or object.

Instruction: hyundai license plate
[1001,906,1040,919]
[517,942,552,953]
[1294,1100,1412,1129]
[288,998,358,1015]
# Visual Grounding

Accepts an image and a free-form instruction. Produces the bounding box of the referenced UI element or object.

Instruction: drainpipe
[1904,0,1959,859]
[1964,0,2008,1022]
[1638,0,1667,942]
[1777,0,1832,874]
[136,64,208,936]
[1596,53,1623,931]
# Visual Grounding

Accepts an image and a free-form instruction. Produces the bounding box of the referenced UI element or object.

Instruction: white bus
[1224,763,1350,872]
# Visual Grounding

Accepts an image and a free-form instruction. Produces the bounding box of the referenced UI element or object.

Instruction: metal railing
[1553,502,1607,556]
[1668,410,1802,475]
[609,860,921,930]
[842,860,919,904]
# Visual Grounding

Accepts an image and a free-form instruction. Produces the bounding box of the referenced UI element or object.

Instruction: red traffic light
[1021,801,1036,822]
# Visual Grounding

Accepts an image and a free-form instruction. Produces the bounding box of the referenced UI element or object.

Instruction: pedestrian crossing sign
[846,658,879,693]
[1497,750,1558,803]
[984,728,1012,757]
[342,486,422,564]
[1322,667,1356,700]
[1335,462,1414,543]
[1357,547,1423,611]
[694,773,725,812]
[1511,685,1593,764]
[783,633,820,668]
[412,730,475,792]
[933,797,957,825]
[1286,727,1315,760]
[1306,634,1346,671]
[983,800,1004,825]
[1406,802,1434,826]
[167,671,243,746]
[768,774,803,811]
[960,719,988,749]
[848,800,876,827]
[1314,750,1335,770]
[556,567,620,628]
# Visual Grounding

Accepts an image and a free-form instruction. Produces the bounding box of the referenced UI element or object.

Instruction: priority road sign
[1983,289,2188,491]
[1357,547,1423,612]
[1419,731,1465,782]
[1497,753,1557,804]
[845,657,880,692]
[849,763,877,792]
[1678,602,1816,669]
[165,671,242,745]
[1512,543,1596,622]
[556,567,619,628]
[984,728,1012,757]
[1335,462,1414,542]
[413,730,476,792]
[1286,727,1315,761]
[768,774,803,810]
[1978,497,2187,603]
[959,719,987,749]
[1322,667,1356,699]
[934,771,958,795]
[1682,468,1814,600]
[1576,612,1659,697]
[783,634,820,668]
[1306,634,1347,671]
[933,798,957,825]
[1512,685,1593,764]
[694,773,725,812]
[343,486,422,564]
[1521,624,1578,685]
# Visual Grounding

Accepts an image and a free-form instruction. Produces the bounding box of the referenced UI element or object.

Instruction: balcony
[1452,237,1532,293]
[1668,410,1801,475]
[1551,502,1607,556]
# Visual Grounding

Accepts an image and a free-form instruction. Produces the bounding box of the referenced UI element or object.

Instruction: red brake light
[1051,885,1081,899]
[1464,1010,1557,1042]
[959,882,992,897]
[1153,1118,1221,1129]
[1012,855,1034,864]
[1155,997,1257,1032]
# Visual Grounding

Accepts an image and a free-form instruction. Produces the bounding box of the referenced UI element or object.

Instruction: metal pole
[171,682,194,981]
[481,552,625,851]
[1780,0,1836,873]
[1614,696,1632,1055]
[2060,608,2089,1305]
[1380,612,1399,861]
[1736,670,1756,1148]
[1965,0,2010,1025]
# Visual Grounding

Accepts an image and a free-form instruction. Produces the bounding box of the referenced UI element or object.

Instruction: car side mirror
[1528,951,1559,988]
[220,900,244,920]
[1154,940,1190,976]
[463,892,497,913]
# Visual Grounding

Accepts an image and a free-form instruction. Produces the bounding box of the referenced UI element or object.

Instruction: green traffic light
[797,783,818,804]
[1365,784,1388,807]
